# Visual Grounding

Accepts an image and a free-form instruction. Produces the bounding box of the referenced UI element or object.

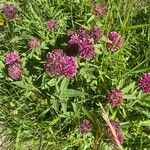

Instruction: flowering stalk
[99,102,124,150]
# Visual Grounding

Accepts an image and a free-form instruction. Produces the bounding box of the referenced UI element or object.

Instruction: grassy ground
[0,0,150,149]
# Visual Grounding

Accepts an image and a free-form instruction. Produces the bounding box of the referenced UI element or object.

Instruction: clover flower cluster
[44,49,77,77]
[93,4,107,16]
[107,31,122,51]
[8,63,22,81]
[107,88,123,106]
[67,26,103,60]
[2,4,17,20]
[78,119,91,134]
[138,73,150,93]
[47,19,57,29]
[28,38,41,49]
[5,52,22,80]
[5,52,20,65]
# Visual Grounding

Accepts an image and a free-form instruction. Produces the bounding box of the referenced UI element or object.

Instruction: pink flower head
[69,28,90,44]
[47,19,57,29]
[138,73,150,93]
[90,26,103,41]
[107,88,123,106]
[77,27,90,39]
[69,33,81,45]
[8,63,22,80]
[78,119,91,134]
[44,49,65,76]
[67,27,95,59]
[107,121,124,145]
[44,49,77,77]
[5,52,20,65]
[107,31,122,51]
[3,4,17,20]
[61,56,77,77]
[93,4,107,16]
[28,38,41,49]
[79,37,95,60]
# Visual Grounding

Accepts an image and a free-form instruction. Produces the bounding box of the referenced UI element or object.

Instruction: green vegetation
[0,0,150,149]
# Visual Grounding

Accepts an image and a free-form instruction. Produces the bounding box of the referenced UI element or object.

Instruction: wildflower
[8,63,22,80]
[79,37,95,60]
[77,27,90,39]
[107,121,123,145]
[90,26,103,41]
[47,19,57,29]
[61,56,77,77]
[138,73,150,93]
[5,52,20,65]
[107,88,123,106]
[107,31,122,52]
[67,28,95,59]
[69,33,81,45]
[44,49,77,77]
[78,119,91,134]
[2,4,17,20]
[93,4,107,16]
[28,38,41,49]
[44,49,65,76]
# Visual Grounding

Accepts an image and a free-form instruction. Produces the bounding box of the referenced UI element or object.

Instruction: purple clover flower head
[5,52,20,65]
[107,31,122,52]
[107,88,123,106]
[47,19,57,29]
[77,27,90,39]
[67,32,80,57]
[67,27,95,59]
[138,73,150,93]
[90,26,103,41]
[69,33,81,45]
[61,56,77,77]
[79,38,95,60]
[108,31,119,41]
[28,38,41,49]
[44,49,77,77]
[8,63,22,80]
[78,119,91,134]
[93,4,107,16]
[3,4,17,20]
[107,121,124,145]
[44,49,65,76]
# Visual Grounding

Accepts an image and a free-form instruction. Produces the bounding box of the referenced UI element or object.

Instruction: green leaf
[63,89,85,97]
[49,116,60,126]
[82,107,93,121]
[87,15,95,24]
[140,120,150,126]
[121,82,136,94]
[117,79,124,89]
[124,95,137,99]
[60,78,70,92]
[47,78,55,87]
[12,81,28,89]
[37,108,50,119]
[0,60,4,69]
[0,73,4,78]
